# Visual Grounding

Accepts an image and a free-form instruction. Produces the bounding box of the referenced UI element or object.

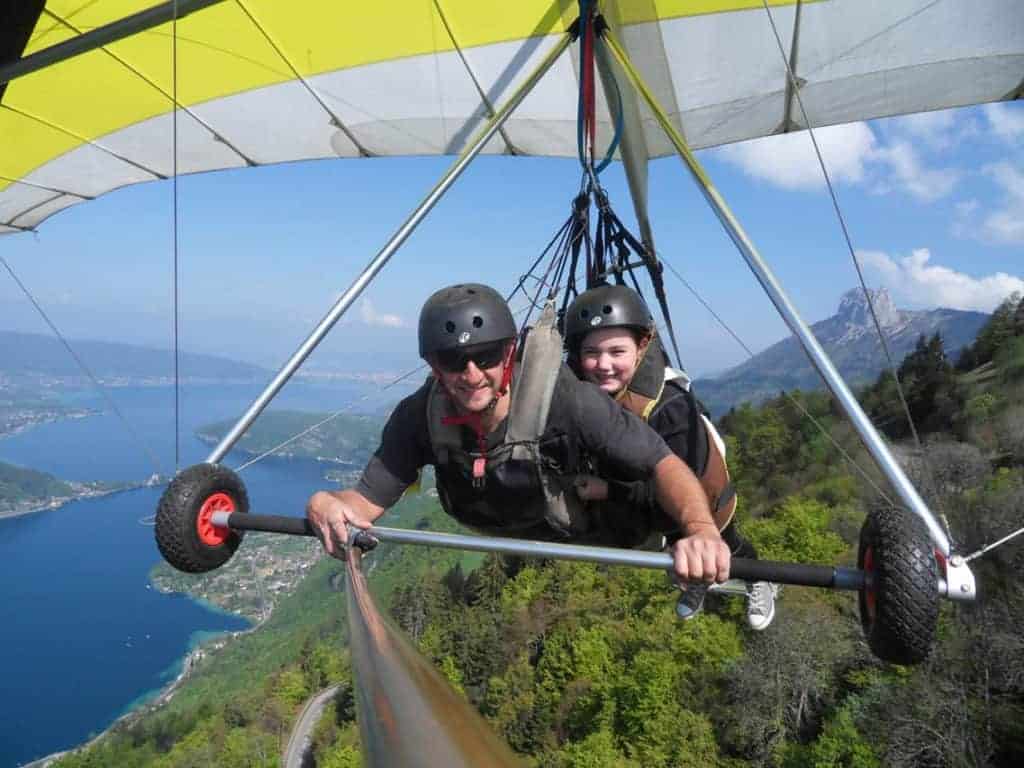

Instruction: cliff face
[694,288,989,416]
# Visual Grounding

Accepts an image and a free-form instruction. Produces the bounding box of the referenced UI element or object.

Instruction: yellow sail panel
[622,0,803,24]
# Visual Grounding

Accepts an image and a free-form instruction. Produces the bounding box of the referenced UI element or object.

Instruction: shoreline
[20,607,262,768]
[0,476,162,522]
[0,409,97,444]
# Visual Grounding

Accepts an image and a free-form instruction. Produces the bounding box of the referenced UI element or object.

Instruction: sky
[0,101,1021,379]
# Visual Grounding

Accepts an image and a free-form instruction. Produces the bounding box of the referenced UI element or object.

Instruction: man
[306,283,729,586]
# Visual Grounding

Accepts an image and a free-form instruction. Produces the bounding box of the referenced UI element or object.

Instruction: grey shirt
[356,367,671,509]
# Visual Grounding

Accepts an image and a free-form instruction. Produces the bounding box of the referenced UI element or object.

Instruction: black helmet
[564,284,653,347]
[418,283,516,358]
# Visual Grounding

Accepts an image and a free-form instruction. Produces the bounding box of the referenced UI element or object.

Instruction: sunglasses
[434,341,509,373]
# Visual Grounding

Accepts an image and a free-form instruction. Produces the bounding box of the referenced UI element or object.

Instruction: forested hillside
[52,295,1024,767]
[197,411,381,469]
[0,461,74,514]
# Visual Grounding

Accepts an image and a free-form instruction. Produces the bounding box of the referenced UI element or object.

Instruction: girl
[564,284,776,630]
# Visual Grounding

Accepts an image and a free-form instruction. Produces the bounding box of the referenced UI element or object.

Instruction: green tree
[958,292,1021,370]
[219,727,279,767]
[318,742,361,768]
[274,667,309,708]
[782,707,879,768]
[900,333,959,433]
[551,729,640,768]
[744,497,847,564]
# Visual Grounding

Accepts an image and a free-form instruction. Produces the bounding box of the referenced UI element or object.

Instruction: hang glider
[6,3,1020,765]
[1,0,1022,234]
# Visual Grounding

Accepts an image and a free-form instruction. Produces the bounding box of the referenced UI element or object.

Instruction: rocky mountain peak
[836,287,900,329]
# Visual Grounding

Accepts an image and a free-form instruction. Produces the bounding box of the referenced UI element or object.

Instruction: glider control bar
[204,33,573,465]
[345,546,526,767]
[0,0,228,88]
[209,511,971,601]
[600,31,953,558]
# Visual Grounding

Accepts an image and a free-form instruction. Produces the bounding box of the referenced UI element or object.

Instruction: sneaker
[675,584,708,621]
[746,582,779,631]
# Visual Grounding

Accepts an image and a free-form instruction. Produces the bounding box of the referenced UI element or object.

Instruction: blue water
[0,379,381,767]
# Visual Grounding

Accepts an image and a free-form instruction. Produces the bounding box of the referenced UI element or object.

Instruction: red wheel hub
[196,492,234,546]
[863,546,876,621]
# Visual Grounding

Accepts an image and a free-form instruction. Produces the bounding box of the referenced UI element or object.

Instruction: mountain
[0,330,266,382]
[694,288,989,416]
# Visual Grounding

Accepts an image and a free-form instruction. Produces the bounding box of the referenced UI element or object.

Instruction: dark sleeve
[354,387,431,508]
[606,476,657,510]
[568,374,671,478]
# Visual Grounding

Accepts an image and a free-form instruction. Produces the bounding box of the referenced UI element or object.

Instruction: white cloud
[715,122,877,190]
[897,110,958,148]
[983,103,1024,143]
[715,121,958,201]
[978,161,1024,244]
[873,141,959,202]
[888,108,981,150]
[858,248,1024,312]
[359,298,406,328]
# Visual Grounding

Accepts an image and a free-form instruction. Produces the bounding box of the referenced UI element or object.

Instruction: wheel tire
[857,505,940,665]
[156,463,248,573]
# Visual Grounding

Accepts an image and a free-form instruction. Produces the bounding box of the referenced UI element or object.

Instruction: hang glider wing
[1,0,1022,233]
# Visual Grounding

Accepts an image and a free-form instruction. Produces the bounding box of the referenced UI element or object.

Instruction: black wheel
[156,463,248,573]
[857,506,940,665]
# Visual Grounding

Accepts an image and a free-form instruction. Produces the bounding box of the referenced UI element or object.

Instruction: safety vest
[616,333,737,531]
[426,304,590,540]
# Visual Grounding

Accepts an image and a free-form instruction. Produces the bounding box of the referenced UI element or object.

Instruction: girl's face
[578,328,645,395]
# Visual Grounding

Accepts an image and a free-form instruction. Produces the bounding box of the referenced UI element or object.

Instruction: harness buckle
[472,457,487,489]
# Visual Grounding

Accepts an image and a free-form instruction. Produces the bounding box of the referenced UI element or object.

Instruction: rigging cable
[966,525,1024,563]
[173,0,181,471]
[657,253,898,507]
[232,364,428,474]
[0,254,165,476]
[588,186,685,368]
[759,0,946,529]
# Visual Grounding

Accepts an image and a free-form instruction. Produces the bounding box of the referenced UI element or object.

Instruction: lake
[0,378,391,767]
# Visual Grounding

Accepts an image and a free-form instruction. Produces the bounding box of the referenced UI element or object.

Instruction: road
[283,684,341,768]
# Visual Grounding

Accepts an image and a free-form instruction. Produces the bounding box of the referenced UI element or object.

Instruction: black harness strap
[588,191,683,367]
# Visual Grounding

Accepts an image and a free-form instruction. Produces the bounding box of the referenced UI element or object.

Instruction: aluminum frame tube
[210,511,869,592]
[601,32,951,556]
[0,0,227,87]
[206,34,572,464]
[210,511,976,597]
[345,547,525,767]
[362,526,866,589]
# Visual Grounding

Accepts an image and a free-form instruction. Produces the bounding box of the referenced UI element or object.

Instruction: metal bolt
[951,555,965,567]
[961,583,969,593]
